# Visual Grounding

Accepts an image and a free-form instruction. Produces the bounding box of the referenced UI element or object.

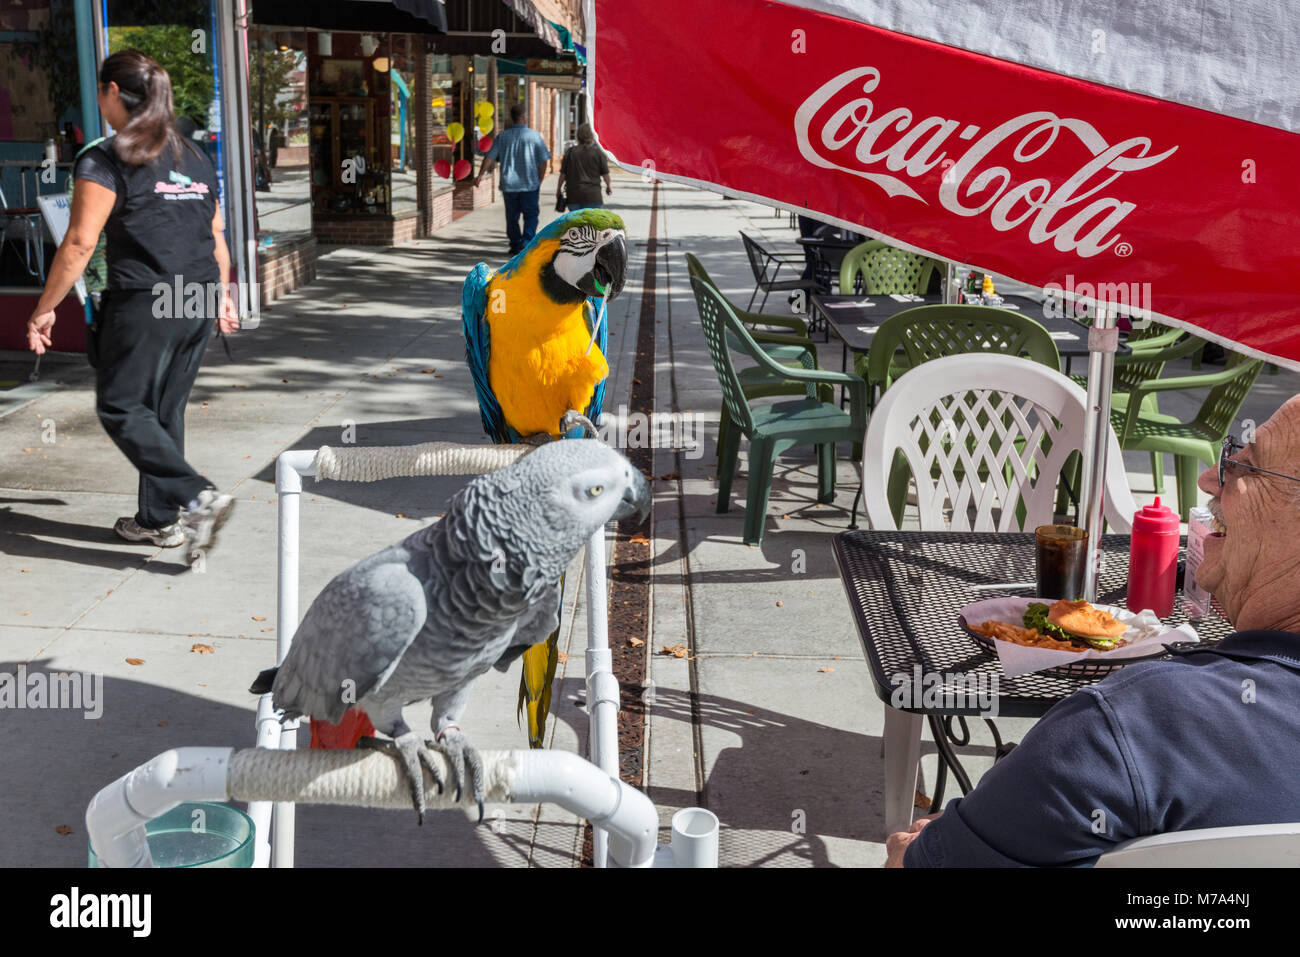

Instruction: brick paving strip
[581,183,660,865]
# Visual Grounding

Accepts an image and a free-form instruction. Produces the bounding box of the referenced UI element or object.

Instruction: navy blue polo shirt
[905,631,1300,867]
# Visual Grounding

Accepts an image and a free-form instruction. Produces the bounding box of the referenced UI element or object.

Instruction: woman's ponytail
[100,50,180,166]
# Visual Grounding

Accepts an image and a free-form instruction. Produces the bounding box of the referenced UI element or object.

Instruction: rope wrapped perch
[311,442,534,483]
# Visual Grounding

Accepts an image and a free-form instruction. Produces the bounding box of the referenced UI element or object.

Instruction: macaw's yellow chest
[487,275,608,438]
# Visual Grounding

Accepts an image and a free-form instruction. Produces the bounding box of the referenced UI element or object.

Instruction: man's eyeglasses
[1218,436,1300,488]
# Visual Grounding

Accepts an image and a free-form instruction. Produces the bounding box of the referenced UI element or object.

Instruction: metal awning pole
[1079,306,1117,600]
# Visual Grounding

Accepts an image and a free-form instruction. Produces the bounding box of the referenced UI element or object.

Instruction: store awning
[252,0,448,33]
[437,0,569,58]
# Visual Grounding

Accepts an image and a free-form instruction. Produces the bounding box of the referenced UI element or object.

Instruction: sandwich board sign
[36,193,88,304]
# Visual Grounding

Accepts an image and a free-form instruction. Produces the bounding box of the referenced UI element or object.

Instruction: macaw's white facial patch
[554,226,625,292]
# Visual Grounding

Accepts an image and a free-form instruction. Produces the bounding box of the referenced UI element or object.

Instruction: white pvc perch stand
[89,441,715,868]
[86,746,716,869]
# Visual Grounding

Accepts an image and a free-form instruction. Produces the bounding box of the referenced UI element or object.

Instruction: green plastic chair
[853,304,1062,526]
[838,240,940,296]
[1113,352,1266,520]
[684,252,818,359]
[691,275,868,545]
[861,304,1061,393]
[685,253,831,469]
[1070,331,1207,496]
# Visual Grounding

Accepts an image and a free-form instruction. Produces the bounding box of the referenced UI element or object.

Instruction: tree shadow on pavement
[0,659,572,868]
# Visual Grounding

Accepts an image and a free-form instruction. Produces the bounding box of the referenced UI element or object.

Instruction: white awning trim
[789,0,1300,134]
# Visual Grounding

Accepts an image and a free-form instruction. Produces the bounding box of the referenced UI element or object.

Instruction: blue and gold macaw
[463,208,628,746]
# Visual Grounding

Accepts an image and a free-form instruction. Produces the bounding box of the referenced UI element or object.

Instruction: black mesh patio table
[834,529,1235,824]
[833,530,1234,718]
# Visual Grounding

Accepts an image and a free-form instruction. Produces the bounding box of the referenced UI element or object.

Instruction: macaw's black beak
[580,233,627,301]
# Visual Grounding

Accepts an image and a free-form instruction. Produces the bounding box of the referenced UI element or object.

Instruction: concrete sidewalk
[0,173,651,867]
[636,182,1300,867]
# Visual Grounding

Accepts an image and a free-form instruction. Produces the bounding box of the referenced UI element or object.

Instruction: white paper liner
[958,596,1198,678]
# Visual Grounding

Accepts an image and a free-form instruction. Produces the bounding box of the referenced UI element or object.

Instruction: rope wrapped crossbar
[311,442,533,483]
[227,747,517,810]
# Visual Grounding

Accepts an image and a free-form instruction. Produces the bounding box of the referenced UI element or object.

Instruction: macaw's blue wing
[462,262,511,443]
[582,295,609,431]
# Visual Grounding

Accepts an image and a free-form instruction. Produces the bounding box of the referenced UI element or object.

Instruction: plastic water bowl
[89,802,255,868]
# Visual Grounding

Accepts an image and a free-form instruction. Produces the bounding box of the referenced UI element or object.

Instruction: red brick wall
[258,237,318,306]
[453,176,495,210]
[312,213,423,246]
[427,188,454,231]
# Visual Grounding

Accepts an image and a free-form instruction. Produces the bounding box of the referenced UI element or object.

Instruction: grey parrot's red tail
[251,666,375,748]
[310,711,376,749]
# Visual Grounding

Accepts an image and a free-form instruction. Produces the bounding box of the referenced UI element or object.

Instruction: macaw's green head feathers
[543,209,628,303]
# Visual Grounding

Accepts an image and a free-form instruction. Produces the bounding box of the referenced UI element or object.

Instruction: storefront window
[249,28,309,245]
[103,0,228,229]
[306,31,393,217]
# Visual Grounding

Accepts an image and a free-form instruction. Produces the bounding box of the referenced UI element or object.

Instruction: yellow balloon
[477,116,493,135]
[476,101,494,118]
[447,122,464,143]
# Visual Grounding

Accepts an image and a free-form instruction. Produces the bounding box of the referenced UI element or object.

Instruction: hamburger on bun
[1047,599,1128,639]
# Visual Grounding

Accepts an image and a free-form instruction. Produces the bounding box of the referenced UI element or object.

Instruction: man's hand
[218,294,240,335]
[26,309,56,355]
[884,812,942,868]
[473,175,482,188]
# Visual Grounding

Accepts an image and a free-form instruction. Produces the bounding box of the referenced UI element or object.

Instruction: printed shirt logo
[793,66,1178,258]
[155,168,208,198]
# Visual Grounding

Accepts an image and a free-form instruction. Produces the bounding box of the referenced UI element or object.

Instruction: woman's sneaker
[181,488,236,563]
[114,516,185,548]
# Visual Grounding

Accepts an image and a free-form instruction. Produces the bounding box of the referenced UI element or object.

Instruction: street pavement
[1,170,1296,867]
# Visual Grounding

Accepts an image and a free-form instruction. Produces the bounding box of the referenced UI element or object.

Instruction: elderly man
[888,394,1300,867]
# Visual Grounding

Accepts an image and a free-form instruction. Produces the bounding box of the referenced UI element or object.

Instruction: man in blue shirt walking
[475,104,551,255]
[888,393,1300,866]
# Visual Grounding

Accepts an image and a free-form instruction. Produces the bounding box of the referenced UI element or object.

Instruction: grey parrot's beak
[579,234,627,301]
[612,464,651,526]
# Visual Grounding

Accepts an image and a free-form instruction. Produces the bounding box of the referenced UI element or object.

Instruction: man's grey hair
[577,122,595,145]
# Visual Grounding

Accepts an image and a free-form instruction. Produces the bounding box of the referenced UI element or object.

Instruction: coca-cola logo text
[793,67,1177,258]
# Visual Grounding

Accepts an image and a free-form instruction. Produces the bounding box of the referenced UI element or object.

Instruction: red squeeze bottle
[1127,497,1180,617]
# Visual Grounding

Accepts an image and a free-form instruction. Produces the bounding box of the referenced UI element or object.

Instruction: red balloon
[453,159,472,180]
[433,159,452,179]
[477,135,494,153]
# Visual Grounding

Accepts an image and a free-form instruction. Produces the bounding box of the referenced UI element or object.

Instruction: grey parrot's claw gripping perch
[434,728,486,824]
[357,734,446,826]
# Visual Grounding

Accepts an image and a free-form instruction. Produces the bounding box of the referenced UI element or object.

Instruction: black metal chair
[739,231,822,314]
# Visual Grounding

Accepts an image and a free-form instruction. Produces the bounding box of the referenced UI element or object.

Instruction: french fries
[972,619,1081,652]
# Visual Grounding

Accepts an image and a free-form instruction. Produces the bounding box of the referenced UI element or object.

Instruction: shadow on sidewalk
[0,502,190,575]
[0,659,565,867]
[643,684,928,864]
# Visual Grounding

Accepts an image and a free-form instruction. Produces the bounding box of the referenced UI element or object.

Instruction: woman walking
[556,123,612,211]
[26,50,238,562]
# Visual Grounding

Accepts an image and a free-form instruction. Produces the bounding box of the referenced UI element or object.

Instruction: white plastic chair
[862,353,1140,835]
[1095,823,1300,867]
[862,352,1138,533]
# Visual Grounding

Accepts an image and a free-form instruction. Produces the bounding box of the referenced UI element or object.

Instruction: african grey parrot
[249,440,651,821]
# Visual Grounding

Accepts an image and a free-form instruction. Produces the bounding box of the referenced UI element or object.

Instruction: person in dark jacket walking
[556,123,611,211]
[26,50,238,563]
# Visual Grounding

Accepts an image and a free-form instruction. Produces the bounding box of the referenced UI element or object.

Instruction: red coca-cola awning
[588,0,1300,370]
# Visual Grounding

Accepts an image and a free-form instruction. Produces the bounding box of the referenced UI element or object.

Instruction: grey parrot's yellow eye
[587,485,604,498]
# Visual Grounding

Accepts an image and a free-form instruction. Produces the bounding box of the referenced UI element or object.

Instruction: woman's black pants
[94,290,214,529]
